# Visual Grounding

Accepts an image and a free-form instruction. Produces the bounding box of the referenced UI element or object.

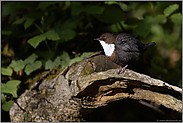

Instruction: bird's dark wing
[116,33,143,52]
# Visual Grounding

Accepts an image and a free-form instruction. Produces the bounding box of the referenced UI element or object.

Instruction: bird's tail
[144,42,156,49]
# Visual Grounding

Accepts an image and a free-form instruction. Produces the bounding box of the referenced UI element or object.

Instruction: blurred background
[1,1,182,121]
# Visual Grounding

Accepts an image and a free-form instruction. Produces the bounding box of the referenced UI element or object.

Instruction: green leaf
[2,100,14,112]
[1,80,21,98]
[135,22,151,38]
[1,67,13,76]
[80,52,94,58]
[44,30,60,41]
[60,29,76,42]
[1,93,6,103]
[94,5,125,23]
[151,24,164,36]
[24,53,38,64]
[163,4,179,17]
[2,44,14,57]
[45,56,61,70]
[154,14,167,24]
[105,1,118,5]
[84,5,104,14]
[24,18,35,29]
[24,61,42,75]
[60,51,71,67]
[2,31,12,35]
[170,13,182,24]
[118,2,128,12]
[37,2,58,9]
[27,34,46,48]
[9,60,26,71]
[12,18,26,25]
[70,52,94,66]
[71,4,84,15]
[69,57,83,66]
[2,2,16,17]
[45,60,54,70]
[61,17,81,30]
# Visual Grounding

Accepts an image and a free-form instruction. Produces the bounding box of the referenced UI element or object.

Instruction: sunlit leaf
[45,56,61,70]
[151,24,164,36]
[9,60,26,71]
[1,80,21,98]
[60,51,71,67]
[45,60,54,70]
[163,4,179,17]
[2,100,14,112]
[105,1,118,5]
[24,18,35,29]
[27,34,46,48]
[2,44,14,57]
[24,53,38,64]
[1,67,13,76]
[53,56,61,66]
[12,18,26,25]
[170,13,182,24]
[24,61,42,75]
[70,52,94,66]
[69,57,82,66]
[44,30,60,41]
[118,2,128,12]
[1,93,6,103]
[154,14,167,24]
[80,52,94,58]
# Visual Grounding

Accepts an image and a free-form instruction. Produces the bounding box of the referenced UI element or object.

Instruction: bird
[94,33,156,74]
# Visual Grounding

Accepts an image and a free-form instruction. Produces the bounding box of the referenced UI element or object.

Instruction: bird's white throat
[99,40,115,56]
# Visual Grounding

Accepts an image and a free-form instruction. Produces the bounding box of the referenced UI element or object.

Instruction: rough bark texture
[9,54,182,122]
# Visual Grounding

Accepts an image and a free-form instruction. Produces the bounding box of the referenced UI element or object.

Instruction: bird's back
[114,33,155,66]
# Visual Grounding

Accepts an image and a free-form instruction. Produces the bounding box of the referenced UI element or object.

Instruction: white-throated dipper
[94,33,156,74]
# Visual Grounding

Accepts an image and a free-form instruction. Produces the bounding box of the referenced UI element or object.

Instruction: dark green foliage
[1,1,182,117]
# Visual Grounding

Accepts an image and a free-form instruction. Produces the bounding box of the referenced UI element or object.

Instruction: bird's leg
[117,65,128,74]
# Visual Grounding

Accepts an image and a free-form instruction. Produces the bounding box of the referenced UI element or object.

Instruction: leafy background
[1,1,182,121]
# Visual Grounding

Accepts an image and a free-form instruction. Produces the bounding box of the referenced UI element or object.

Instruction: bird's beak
[94,38,99,41]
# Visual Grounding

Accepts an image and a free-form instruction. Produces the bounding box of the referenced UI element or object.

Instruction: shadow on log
[10,52,182,122]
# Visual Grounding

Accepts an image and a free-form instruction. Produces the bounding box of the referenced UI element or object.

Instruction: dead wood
[9,53,182,122]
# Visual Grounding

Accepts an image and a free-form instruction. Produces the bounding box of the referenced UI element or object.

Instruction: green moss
[28,67,66,89]
[45,67,65,81]
[80,61,94,76]
[28,70,50,89]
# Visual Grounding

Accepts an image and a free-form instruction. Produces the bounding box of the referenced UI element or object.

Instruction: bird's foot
[117,65,128,74]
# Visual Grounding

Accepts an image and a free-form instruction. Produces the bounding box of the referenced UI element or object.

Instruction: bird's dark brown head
[98,33,117,44]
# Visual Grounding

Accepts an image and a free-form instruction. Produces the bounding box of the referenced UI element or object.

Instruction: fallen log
[9,54,182,122]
